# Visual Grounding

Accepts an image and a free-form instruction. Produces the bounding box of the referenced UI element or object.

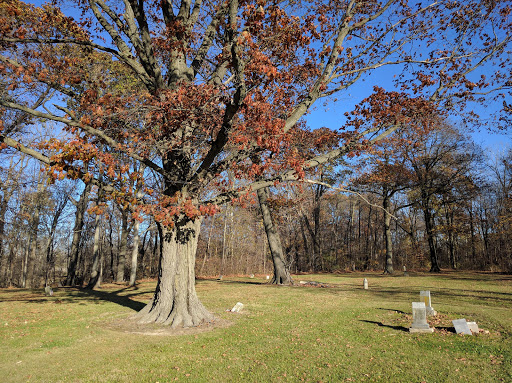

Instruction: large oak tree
[0,0,510,327]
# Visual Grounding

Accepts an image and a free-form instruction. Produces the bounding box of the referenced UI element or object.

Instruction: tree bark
[257,187,293,285]
[22,178,45,288]
[382,194,394,274]
[0,194,9,286]
[133,217,213,327]
[66,182,92,286]
[129,219,141,286]
[423,202,441,272]
[116,207,129,283]
[86,209,103,289]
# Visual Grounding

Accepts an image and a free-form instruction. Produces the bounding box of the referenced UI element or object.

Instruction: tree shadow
[360,320,409,332]
[377,308,407,314]
[77,287,147,311]
[0,286,148,311]
[434,326,456,333]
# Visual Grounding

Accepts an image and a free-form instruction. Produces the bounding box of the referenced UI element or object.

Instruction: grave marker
[452,319,472,335]
[363,278,368,290]
[467,321,479,334]
[409,302,434,333]
[419,290,437,316]
[44,286,53,296]
[230,302,244,312]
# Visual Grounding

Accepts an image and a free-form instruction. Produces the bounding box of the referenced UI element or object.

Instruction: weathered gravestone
[419,290,437,316]
[363,278,368,290]
[44,286,53,296]
[409,302,434,333]
[249,274,254,279]
[452,319,472,335]
[467,321,479,334]
[230,302,244,313]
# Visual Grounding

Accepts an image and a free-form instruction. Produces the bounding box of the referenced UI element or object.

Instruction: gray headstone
[467,321,479,334]
[409,302,434,333]
[44,286,53,296]
[230,302,244,312]
[419,291,431,306]
[363,278,368,290]
[452,319,472,335]
[420,291,437,316]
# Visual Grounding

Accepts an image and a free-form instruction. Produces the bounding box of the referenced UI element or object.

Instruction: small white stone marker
[452,319,472,335]
[249,274,254,279]
[266,275,270,280]
[230,302,244,313]
[419,290,437,316]
[467,321,479,334]
[409,302,434,333]
[363,278,368,290]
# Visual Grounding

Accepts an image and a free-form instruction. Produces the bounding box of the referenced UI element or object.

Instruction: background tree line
[1,120,510,289]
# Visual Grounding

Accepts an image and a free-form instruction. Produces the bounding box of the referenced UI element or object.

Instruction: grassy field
[0,272,511,382]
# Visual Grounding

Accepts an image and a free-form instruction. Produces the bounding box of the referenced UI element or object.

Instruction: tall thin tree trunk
[199,215,216,276]
[22,178,44,288]
[129,219,141,286]
[423,204,441,272]
[257,187,292,285]
[86,209,103,289]
[383,194,394,274]
[116,208,129,283]
[66,182,92,286]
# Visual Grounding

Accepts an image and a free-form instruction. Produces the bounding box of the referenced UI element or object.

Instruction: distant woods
[1,127,510,288]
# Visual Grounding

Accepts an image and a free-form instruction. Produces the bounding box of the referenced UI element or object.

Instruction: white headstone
[452,319,472,335]
[266,275,270,280]
[419,291,437,316]
[409,302,434,333]
[230,302,244,313]
[249,274,254,279]
[44,286,53,296]
[363,278,368,290]
[467,321,479,334]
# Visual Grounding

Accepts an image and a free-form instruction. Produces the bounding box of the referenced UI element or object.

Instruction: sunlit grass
[0,272,511,382]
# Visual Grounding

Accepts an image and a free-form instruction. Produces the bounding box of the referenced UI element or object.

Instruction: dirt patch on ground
[101,314,233,336]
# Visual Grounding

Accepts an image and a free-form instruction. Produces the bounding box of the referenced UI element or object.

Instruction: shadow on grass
[0,286,148,311]
[77,287,147,311]
[377,308,407,314]
[360,320,408,332]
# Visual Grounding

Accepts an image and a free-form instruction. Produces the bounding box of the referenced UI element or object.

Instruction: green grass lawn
[1,272,511,382]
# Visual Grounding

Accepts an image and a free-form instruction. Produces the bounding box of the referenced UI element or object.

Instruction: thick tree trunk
[257,187,293,285]
[382,195,394,274]
[66,183,91,286]
[134,218,213,327]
